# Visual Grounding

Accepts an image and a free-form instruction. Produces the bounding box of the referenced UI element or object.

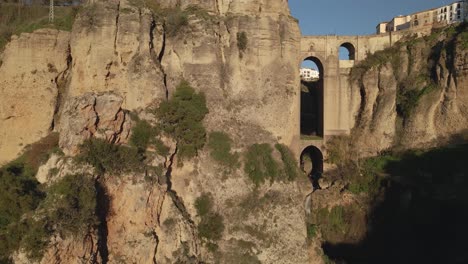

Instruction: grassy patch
[396,75,439,119]
[315,206,349,241]
[275,144,301,181]
[195,193,213,217]
[156,80,208,161]
[222,239,261,264]
[207,131,239,169]
[350,45,400,81]
[0,4,80,52]
[244,144,279,186]
[306,223,318,239]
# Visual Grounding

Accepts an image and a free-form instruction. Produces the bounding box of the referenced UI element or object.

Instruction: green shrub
[130,119,156,152]
[237,31,248,53]
[195,193,224,242]
[154,139,170,156]
[396,89,421,119]
[129,116,169,156]
[195,193,213,217]
[0,162,44,262]
[244,144,279,186]
[275,144,300,181]
[0,133,62,262]
[20,219,51,261]
[157,80,208,161]
[306,223,317,239]
[460,30,468,49]
[77,138,143,174]
[16,174,98,261]
[198,213,224,241]
[45,174,98,236]
[350,46,400,81]
[207,132,239,169]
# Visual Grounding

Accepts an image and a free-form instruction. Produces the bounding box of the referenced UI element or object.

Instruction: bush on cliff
[195,193,225,243]
[130,119,157,152]
[0,133,62,262]
[244,144,280,186]
[207,131,239,169]
[237,31,248,53]
[0,161,45,262]
[20,173,97,261]
[44,174,98,236]
[0,134,97,262]
[77,138,143,174]
[157,80,208,161]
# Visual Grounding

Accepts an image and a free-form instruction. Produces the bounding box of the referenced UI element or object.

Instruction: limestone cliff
[0,0,307,263]
[0,29,70,165]
[349,25,468,155]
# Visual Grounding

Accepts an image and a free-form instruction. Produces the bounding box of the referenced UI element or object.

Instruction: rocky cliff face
[1,0,307,263]
[349,25,468,155]
[0,29,70,165]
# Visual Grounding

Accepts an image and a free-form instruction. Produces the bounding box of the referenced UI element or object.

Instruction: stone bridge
[294,28,432,173]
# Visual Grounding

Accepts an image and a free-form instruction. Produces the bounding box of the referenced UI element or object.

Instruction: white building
[376,1,467,34]
[300,68,320,82]
[437,1,465,24]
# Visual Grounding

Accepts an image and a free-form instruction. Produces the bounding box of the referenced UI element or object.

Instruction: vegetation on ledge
[350,23,466,120]
[195,193,225,248]
[322,141,468,263]
[0,133,98,262]
[0,3,80,52]
[207,131,239,170]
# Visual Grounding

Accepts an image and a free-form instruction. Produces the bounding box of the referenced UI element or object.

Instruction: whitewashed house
[300,68,320,82]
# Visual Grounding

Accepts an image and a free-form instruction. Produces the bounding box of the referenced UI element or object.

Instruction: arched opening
[339,42,355,60]
[300,57,324,138]
[300,145,324,190]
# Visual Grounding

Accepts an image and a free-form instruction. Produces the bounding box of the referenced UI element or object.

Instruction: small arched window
[339,42,356,60]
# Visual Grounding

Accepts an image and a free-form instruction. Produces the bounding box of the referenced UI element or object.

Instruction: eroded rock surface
[350,31,468,155]
[0,29,70,164]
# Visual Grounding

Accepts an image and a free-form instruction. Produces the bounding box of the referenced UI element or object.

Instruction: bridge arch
[300,56,324,137]
[300,145,323,176]
[339,42,356,60]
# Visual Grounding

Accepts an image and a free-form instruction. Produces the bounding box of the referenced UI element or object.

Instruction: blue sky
[289,0,447,36]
